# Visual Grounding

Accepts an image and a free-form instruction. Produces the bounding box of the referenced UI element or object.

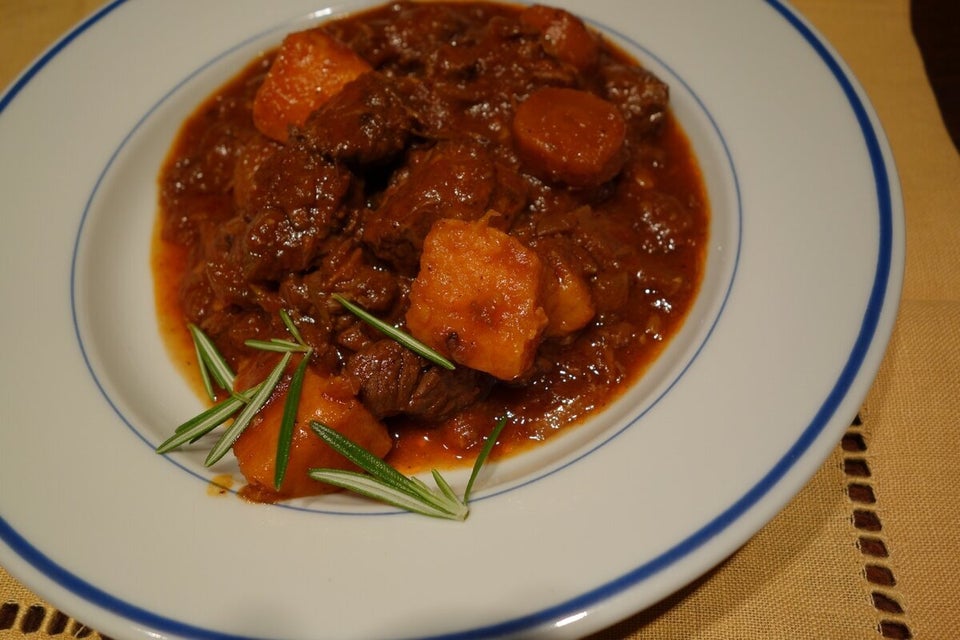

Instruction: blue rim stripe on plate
[0,1,898,639]
[0,0,128,114]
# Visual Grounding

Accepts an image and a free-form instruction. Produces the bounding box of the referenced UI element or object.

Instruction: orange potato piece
[541,253,596,337]
[233,365,391,500]
[513,87,627,188]
[406,216,548,380]
[252,29,371,143]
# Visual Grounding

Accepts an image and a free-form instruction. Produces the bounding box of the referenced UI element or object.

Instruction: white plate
[0,1,903,638]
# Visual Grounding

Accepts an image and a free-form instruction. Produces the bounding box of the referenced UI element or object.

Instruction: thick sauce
[153,1,708,491]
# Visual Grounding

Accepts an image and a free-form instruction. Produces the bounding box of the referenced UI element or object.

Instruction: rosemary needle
[309,423,469,520]
[188,323,235,395]
[332,293,455,370]
[464,415,508,503]
[308,416,509,520]
[274,352,309,488]
[271,312,314,489]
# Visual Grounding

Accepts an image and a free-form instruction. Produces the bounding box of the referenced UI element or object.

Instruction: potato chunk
[541,252,596,337]
[406,217,548,380]
[252,29,371,142]
[233,365,391,500]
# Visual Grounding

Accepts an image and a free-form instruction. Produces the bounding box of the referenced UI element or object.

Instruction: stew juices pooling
[153,1,709,502]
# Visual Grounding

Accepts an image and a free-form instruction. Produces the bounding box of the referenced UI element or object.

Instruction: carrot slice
[513,86,627,188]
[520,5,599,71]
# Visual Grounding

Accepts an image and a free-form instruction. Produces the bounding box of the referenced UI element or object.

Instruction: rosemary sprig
[308,415,508,520]
[155,384,262,454]
[157,310,312,479]
[332,293,455,370]
[158,307,507,519]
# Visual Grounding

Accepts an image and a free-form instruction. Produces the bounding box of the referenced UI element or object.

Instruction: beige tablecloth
[2,1,959,638]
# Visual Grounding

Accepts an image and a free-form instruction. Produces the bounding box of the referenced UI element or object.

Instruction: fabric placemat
[2,1,959,638]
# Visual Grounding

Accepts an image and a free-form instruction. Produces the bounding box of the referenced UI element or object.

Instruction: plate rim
[0,1,904,638]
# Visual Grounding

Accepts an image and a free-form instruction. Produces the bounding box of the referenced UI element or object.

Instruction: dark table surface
[912,0,960,151]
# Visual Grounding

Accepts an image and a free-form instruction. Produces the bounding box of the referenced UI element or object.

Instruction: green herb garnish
[274,350,310,488]
[188,322,235,401]
[157,306,506,518]
[250,309,313,488]
[157,310,314,489]
[204,350,292,467]
[332,293,455,370]
[155,384,262,454]
[309,416,508,520]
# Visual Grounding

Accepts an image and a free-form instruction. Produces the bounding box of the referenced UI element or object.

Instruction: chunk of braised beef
[293,71,414,167]
[633,191,700,255]
[161,193,235,247]
[160,94,261,240]
[241,145,352,221]
[310,239,404,314]
[234,147,352,281]
[361,140,527,273]
[233,136,283,212]
[346,340,490,421]
[325,1,473,70]
[190,218,253,303]
[602,63,669,137]
[345,340,421,418]
[388,18,578,142]
[186,307,276,371]
[177,217,258,326]
[179,263,218,325]
[405,365,492,422]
